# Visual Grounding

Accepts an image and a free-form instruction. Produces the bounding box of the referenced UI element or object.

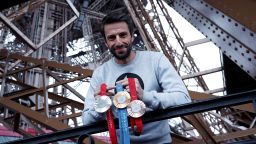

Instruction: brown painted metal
[214,128,256,142]
[47,75,87,89]
[0,98,70,130]
[0,12,78,70]
[9,53,93,76]
[46,92,84,110]
[46,69,85,101]
[5,87,43,100]
[54,112,82,121]
[0,53,86,132]
[180,139,206,144]
[0,52,9,97]
[0,64,41,78]
[134,0,177,68]
[123,0,156,51]
[189,91,255,113]
[205,0,256,32]
[37,101,71,112]
[2,0,45,22]
[0,12,37,50]
[184,114,217,144]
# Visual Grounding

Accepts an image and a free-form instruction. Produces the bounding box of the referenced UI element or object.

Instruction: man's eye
[108,35,116,41]
[119,32,128,38]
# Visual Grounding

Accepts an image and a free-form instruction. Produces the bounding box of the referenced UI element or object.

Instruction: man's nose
[115,36,123,45]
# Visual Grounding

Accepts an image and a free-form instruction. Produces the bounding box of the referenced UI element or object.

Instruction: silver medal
[94,95,112,113]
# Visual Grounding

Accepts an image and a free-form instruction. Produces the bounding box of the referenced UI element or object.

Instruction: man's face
[104,22,134,60]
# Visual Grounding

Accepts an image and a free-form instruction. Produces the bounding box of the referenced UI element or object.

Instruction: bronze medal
[94,95,112,113]
[127,100,146,118]
[113,91,131,108]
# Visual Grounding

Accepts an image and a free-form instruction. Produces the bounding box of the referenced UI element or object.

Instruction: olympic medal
[127,100,146,118]
[113,91,131,108]
[94,95,112,113]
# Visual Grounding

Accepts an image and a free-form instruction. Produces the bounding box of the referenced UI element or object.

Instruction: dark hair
[101,7,134,39]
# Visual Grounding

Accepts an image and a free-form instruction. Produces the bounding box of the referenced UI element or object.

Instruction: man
[82,8,191,144]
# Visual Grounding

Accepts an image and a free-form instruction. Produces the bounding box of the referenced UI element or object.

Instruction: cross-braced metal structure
[0,0,255,143]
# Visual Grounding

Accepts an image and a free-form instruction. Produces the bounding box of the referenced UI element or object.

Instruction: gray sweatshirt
[82,51,191,144]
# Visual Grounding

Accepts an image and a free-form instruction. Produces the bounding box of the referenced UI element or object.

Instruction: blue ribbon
[116,84,130,144]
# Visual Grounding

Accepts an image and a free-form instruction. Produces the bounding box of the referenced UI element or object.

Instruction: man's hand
[94,85,115,97]
[116,78,144,100]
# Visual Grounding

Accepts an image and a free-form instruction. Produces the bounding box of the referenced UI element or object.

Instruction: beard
[110,44,133,60]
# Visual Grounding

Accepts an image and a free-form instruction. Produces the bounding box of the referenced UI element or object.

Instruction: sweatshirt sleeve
[142,53,191,110]
[82,69,104,125]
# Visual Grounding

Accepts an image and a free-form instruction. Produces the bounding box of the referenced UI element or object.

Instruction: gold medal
[94,95,112,113]
[127,100,146,118]
[113,91,131,108]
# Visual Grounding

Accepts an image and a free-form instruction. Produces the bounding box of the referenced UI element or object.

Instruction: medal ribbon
[128,78,143,135]
[100,84,117,144]
[116,84,130,144]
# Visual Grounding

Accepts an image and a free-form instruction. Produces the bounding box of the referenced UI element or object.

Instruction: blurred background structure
[0,0,255,143]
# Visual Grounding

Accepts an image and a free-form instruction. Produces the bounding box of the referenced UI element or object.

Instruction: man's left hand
[116,78,144,100]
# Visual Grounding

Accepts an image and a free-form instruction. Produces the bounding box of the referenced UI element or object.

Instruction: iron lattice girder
[123,0,158,51]
[0,52,88,131]
[6,90,256,144]
[0,79,84,130]
[88,0,110,11]
[2,53,93,76]
[0,0,30,11]
[3,78,84,110]
[132,0,177,68]
[2,79,84,109]
[157,0,209,91]
[0,11,78,70]
[170,0,256,79]
[0,98,70,131]
[205,0,256,33]
[184,114,216,143]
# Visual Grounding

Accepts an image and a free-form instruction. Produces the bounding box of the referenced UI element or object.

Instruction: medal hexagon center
[117,95,126,104]
[131,103,141,113]
[97,99,106,108]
